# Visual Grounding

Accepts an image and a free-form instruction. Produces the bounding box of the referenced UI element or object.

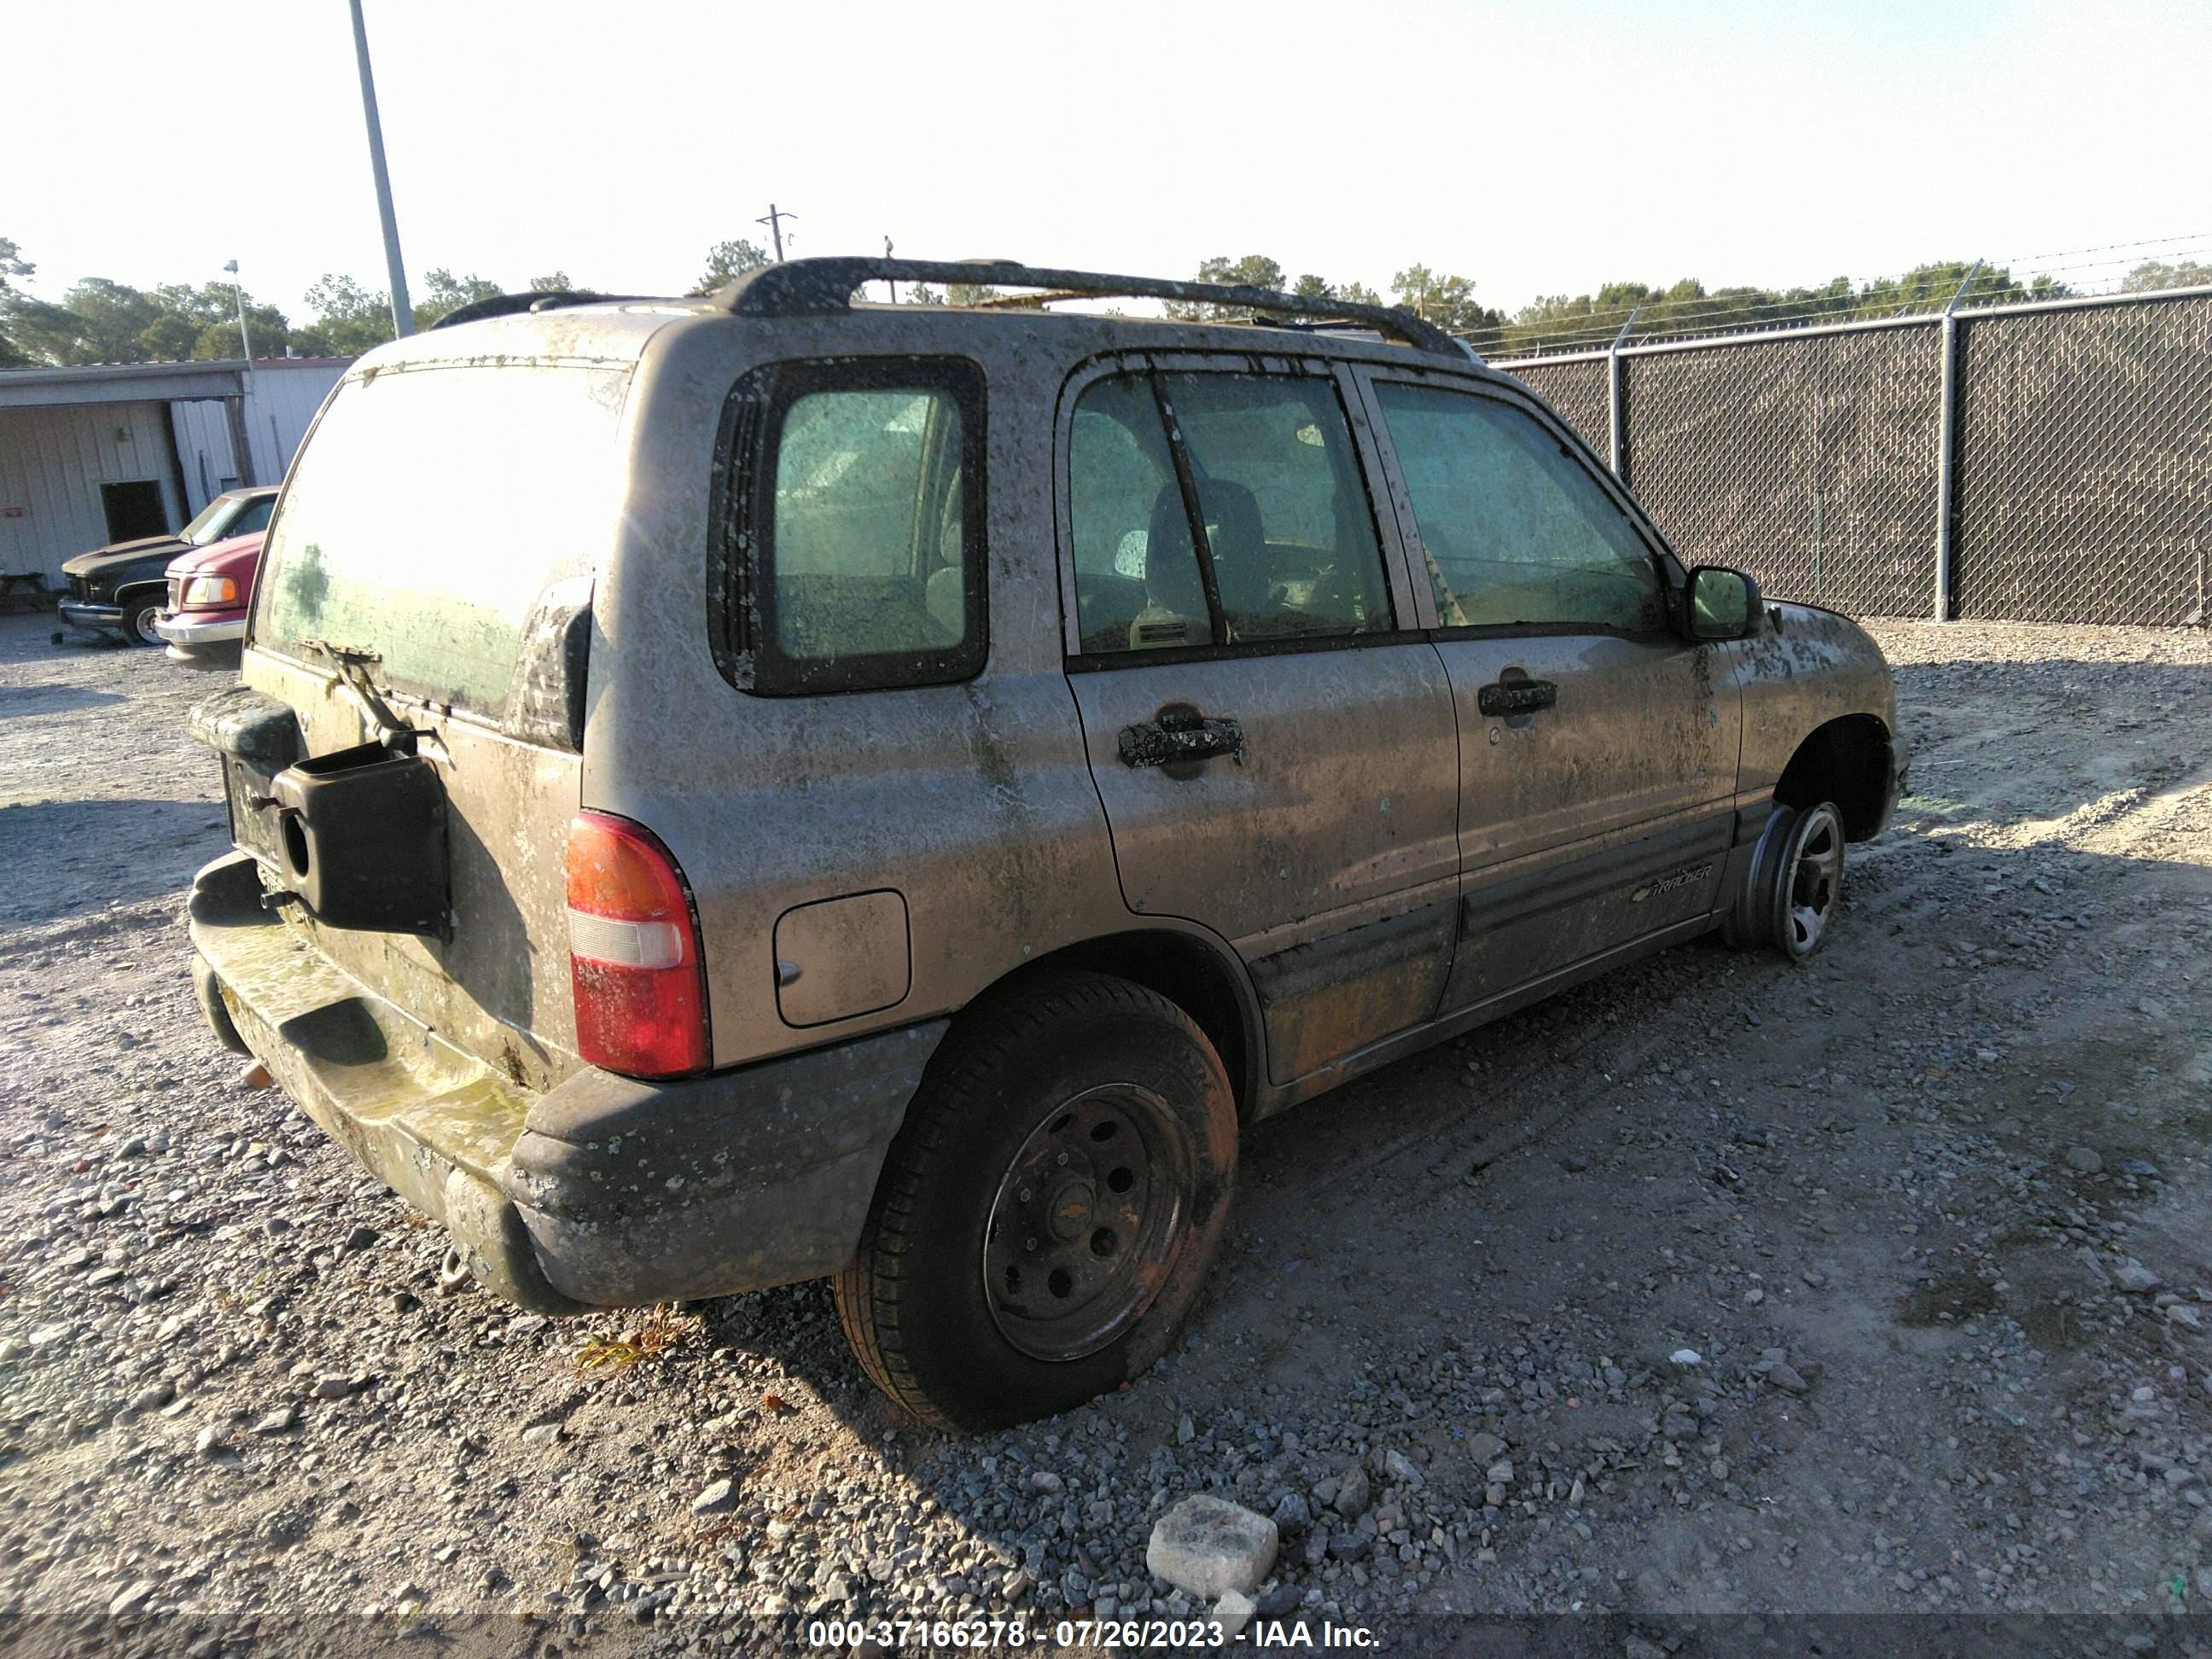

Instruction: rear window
[254,362,630,713]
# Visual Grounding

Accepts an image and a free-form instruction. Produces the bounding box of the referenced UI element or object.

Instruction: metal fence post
[1607,306,1640,478]
[1932,263,1981,620]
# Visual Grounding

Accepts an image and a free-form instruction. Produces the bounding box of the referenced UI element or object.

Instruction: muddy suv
[184,258,1904,1429]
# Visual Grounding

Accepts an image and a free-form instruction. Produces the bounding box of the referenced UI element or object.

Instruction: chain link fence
[1496,286,2212,626]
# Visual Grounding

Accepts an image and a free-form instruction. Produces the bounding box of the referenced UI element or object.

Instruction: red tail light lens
[566,812,709,1078]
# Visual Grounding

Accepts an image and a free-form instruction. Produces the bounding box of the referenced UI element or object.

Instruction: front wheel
[834,972,1237,1431]
[1725,800,1847,960]
[124,596,165,647]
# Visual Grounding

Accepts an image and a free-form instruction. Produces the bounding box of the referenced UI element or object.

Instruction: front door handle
[1118,707,1246,769]
[1477,678,1557,717]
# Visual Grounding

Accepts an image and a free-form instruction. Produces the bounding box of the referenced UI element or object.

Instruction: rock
[1486,1459,1515,1486]
[253,1405,300,1435]
[125,1381,173,1415]
[2167,1305,2203,1331]
[691,1479,736,1516]
[1669,1348,1703,1367]
[1146,1495,1280,1600]
[1255,1582,1303,1619]
[342,1225,380,1253]
[236,1060,273,1091]
[1332,1463,1371,1517]
[1177,1412,1196,1446]
[1382,1449,1424,1490]
[1325,1515,1377,1561]
[0,1338,23,1364]
[1270,1492,1312,1534]
[27,1324,73,1350]
[2065,1146,2104,1174]
[521,1423,562,1447]
[1214,1588,1256,1639]
[194,1426,226,1458]
[109,1580,158,1618]
[311,1375,353,1401]
[1029,1470,1063,1494]
[1464,1432,1506,1465]
[1764,1361,1810,1394]
[1302,1528,1330,1569]
[2116,1263,2163,1293]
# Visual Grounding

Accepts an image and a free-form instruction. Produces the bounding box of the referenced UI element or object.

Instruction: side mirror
[1684,565,1763,641]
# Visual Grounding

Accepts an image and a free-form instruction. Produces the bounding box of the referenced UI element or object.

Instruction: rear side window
[227,497,275,537]
[720,358,985,696]
[1068,370,1392,656]
[256,362,628,713]
[1372,382,1662,632]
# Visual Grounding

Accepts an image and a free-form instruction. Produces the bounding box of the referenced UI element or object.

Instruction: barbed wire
[1481,235,2212,358]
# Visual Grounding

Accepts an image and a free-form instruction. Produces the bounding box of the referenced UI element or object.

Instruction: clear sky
[5,0,2207,318]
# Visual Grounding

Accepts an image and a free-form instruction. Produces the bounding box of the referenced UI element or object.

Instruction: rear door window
[721,358,985,695]
[1068,369,1392,655]
[255,362,629,712]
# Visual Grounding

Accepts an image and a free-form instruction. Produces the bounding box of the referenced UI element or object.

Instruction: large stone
[1147,1495,1279,1600]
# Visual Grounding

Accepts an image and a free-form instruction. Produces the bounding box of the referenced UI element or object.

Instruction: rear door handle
[1477,679,1557,717]
[1119,707,1246,769]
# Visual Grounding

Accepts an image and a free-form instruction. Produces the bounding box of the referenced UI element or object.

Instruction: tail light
[566,812,709,1078]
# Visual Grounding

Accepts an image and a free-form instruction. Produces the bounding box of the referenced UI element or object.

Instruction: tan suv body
[184,260,1903,1427]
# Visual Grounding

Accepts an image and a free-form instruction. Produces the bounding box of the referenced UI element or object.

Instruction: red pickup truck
[155,530,264,667]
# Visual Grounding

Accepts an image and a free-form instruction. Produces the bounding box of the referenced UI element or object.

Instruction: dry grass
[573,1303,703,1372]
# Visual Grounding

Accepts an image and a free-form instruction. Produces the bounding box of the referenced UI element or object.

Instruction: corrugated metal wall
[0,401,183,583]
[242,362,344,484]
[0,361,346,582]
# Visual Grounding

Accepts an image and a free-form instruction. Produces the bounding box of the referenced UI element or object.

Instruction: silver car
[183,259,1905,1429]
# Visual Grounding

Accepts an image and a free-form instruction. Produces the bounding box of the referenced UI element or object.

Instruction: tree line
[3,231,2206,370]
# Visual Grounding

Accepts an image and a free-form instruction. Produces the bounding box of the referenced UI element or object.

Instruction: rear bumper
[186,852,944,1313]
[156,610,247,645]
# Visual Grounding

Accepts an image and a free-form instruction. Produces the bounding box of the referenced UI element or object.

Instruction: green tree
[528,271,576,293]
[691,239,770,295]
[0,238,38,367]
[1390,266,1505,350]
[2121,259,2212,294]
[293,274,396,357]
[1167,253,1289,320]
[411,268,503,329]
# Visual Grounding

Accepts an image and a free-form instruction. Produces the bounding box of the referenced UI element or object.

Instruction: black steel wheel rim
[982,1082,1196,1363]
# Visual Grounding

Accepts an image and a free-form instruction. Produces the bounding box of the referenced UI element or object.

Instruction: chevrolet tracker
[183,258,1905,1429]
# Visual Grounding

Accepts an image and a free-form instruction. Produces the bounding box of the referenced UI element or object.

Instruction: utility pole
[884,236,897,303]
[347,0,414,337]
[756,203,795,261]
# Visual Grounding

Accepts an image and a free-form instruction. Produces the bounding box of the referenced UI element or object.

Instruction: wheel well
[1774,714,1892,841]
[113,580,166,606]
[969,932,1260,1119]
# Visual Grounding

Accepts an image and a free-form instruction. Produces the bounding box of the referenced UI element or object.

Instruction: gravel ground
[2,612,2210,1654]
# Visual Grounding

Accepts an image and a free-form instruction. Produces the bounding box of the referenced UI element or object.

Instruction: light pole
[221,259,255,378]
[347,0,414,337]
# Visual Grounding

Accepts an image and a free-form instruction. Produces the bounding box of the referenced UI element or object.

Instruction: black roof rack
[428,290,652,331]
[713,257,1468,358]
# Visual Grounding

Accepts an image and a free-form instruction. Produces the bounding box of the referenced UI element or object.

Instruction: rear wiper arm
[298,637,415,749]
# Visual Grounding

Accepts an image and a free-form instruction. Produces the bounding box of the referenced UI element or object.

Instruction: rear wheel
[834,972,1237,1430]
[123,596,164,647]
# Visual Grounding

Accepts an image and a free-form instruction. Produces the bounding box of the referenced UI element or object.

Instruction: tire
[834,971,1238,1431]
[1725,800,1847,960]
[123,596,164,647]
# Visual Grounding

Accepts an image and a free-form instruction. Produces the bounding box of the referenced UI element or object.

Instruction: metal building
[0,358,350,588]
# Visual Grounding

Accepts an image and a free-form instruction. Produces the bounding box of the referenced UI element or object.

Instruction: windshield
[253,361,630,713]
[180,496,235,544]
[184,492,274,545]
